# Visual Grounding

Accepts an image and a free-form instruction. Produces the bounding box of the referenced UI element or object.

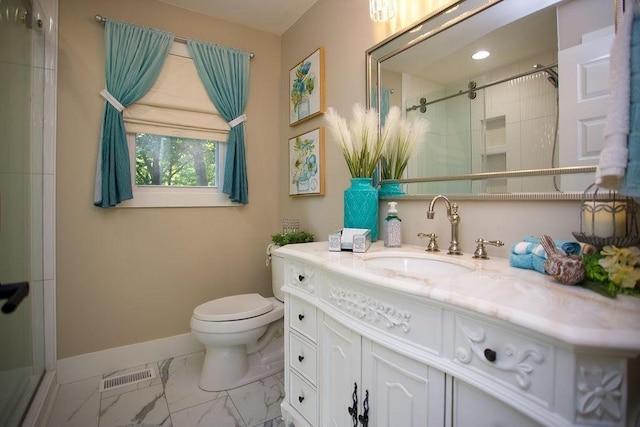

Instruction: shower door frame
[19,0,58,424]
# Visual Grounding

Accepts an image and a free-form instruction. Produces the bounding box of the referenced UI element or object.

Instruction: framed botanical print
[289,128,325,196]
[289,47,325,126]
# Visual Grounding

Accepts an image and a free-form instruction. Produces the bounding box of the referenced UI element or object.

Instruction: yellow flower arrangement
[583,245,640,297]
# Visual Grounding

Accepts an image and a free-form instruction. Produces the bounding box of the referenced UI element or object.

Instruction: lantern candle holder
[572,184,639,249]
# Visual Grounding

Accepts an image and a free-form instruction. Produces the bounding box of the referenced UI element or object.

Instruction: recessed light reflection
[472,50,490,60]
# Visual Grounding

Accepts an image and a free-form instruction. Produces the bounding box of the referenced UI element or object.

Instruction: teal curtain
[371,87,391,125]
[187,40,251,204]
[371,87,391,187]
[94,20,173,207]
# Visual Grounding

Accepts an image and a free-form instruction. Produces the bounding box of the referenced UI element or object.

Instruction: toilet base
[199,333,284,391]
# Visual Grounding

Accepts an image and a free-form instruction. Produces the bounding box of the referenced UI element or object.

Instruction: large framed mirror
[367,0,616,200]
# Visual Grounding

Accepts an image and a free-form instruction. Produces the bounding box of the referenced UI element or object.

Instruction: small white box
[328,231,342,252]
[328,228,371,252]
[352,230,371,253]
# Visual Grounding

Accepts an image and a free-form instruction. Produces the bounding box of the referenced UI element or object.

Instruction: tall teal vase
[344,177,379,241]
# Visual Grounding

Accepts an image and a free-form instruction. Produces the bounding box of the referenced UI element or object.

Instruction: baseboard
[56,333,204,385]
[22,370,57,427]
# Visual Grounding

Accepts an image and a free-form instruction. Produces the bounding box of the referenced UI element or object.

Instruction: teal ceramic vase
[344,177,378,241]
[378,182,405,197]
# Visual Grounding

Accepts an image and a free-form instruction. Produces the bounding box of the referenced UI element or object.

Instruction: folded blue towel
[532,255,548,275]
[509,253,533,270]
[620,131,640,198]
[509,253,548,275]
[619,14,640,199]
[523,235,580,256]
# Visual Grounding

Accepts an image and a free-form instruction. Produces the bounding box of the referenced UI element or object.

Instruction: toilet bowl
[190,251,286,391]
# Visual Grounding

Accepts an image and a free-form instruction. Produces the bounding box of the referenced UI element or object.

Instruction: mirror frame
[366,0,600,201]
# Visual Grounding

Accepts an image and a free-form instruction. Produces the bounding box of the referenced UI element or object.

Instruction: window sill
[117,190,242,208]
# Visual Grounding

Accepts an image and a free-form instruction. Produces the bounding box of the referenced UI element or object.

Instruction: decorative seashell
[539,235,585,286]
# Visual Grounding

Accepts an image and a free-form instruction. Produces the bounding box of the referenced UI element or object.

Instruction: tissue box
[328,230,342,252]
[328,228,371,253]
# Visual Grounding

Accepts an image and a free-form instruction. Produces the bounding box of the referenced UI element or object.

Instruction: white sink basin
[362,254,473,276]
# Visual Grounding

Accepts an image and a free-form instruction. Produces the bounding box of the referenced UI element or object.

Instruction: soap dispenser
[384,201,402,248]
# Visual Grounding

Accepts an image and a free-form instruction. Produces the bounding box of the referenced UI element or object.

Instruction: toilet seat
[191,298,284,334]
[193,293,273,322]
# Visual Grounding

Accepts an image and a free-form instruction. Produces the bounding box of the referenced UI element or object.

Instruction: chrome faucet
[427,195,462,255]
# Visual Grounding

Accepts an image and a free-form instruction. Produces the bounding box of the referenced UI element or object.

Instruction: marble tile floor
[46,351,285,427]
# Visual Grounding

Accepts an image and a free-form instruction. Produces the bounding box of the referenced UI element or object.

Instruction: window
[118,43,238,208]
[134,134,218,187]
[121,133,236,207]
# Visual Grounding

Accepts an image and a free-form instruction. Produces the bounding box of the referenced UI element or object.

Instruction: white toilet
[190,251,285,391]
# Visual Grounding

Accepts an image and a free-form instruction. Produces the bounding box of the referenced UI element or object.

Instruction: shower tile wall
[478,51,559,193]
[404,51,558,195]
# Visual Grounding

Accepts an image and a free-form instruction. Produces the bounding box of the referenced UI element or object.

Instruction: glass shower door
[0,0,47,425]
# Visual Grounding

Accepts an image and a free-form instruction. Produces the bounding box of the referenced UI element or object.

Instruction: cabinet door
[361,339,446,427]
[319,315,361,427]
[452,378,542,427]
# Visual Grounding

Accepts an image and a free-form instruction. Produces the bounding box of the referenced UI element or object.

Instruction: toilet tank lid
[193,293,273,321]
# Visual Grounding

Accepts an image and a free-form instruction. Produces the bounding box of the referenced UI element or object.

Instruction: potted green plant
[270,231,315,246]
[267,231,315,266]
[325,104,400,241]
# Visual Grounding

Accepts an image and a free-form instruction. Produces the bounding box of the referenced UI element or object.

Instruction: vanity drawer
[289,332,317,385]
[450,313,554,408]
[289,370,317,426]
[320,273,444,356]
[285,260,319,295]
[289,296,317,342]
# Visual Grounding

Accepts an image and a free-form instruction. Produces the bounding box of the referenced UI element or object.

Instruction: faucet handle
[418,232,439,252]
[472,238,504,259]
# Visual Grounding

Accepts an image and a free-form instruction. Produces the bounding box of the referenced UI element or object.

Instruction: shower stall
[0,0,56,425]
[404,57,560,196]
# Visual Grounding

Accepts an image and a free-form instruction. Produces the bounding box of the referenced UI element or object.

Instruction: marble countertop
[275,241,640,353]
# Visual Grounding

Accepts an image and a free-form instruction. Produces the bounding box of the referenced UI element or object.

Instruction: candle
[582,202,627,238]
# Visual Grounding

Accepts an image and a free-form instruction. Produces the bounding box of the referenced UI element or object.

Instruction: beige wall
[57,0,280,358]
[57,0,589,360]
[279,0,584,259]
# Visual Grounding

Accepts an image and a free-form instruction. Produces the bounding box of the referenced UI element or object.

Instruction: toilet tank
[271,250,285,302]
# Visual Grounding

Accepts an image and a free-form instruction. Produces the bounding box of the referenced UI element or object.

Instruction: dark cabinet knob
[298,314,305,321]
[298,395,305,403]
[348,382,358,425]
[484,348,497,362]
[359,389,369,426]
[298,355,304,362]
[298,274,305,282]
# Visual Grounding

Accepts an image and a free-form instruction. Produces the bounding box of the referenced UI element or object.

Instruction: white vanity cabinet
[451,378,541,427]
[277,242,640,427]
[321,314,446,426]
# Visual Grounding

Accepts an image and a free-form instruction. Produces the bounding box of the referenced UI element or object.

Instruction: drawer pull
[298,395,305,403]
[358,389,369,426]
[298,314,305,321]
[348,382,358,426]
[298,274,305,282]
[298,355,304,362]
[484,348,497,362]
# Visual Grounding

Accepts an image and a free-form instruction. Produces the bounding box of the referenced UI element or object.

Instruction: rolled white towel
[512,241,535,254]
[597,0,634,188]
[531,244,566,259]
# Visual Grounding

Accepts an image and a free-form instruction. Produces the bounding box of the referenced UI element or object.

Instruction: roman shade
[123,44,230,141]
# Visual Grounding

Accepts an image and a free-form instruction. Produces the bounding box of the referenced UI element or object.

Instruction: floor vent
[99,367,156,392]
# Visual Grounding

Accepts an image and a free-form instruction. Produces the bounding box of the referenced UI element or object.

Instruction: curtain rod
[94,15,254,58]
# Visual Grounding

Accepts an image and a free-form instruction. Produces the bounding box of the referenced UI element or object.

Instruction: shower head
[533,64,558,88]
